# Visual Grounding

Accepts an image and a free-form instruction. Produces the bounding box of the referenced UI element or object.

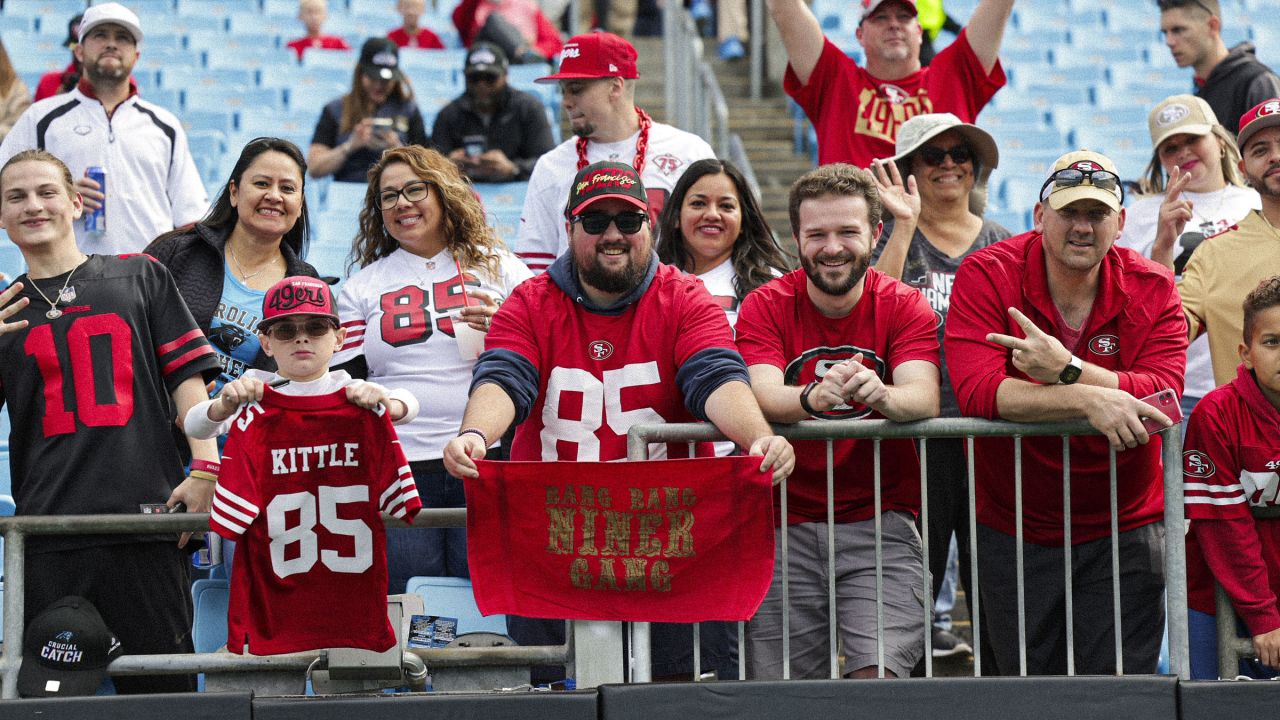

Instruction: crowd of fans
[2,0,1280,698]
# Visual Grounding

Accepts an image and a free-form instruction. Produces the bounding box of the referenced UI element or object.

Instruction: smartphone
[1139,388,1182,434]
[370,117,394,128]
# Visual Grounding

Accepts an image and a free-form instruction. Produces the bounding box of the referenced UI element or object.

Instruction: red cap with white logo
[1237,98,1280,153]
[259,276,338,331]
[536,32,639,83]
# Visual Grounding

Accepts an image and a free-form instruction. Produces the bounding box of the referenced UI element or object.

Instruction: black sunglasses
[573,211,648,235]
[918,145,974,166]
[467,73,500,84]
[264,318,337,341]
[1039,168,1125,204]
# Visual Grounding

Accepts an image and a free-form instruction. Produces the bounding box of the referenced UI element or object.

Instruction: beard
[576,241,648,295]
[83,57,131,84]
[1246,164,1280,199]
[571,120,596,139]
[801,250,870,296]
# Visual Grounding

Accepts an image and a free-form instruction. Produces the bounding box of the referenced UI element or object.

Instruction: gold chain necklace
[30,255,87,320]
[228,245,278,282]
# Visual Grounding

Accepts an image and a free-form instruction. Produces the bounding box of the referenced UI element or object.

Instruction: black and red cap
[565,161,648,217]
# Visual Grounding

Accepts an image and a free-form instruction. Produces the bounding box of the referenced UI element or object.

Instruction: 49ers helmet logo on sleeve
[782,345,885,419]
[1183,450,1216,479]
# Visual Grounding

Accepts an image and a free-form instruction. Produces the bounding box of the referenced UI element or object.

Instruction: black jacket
[431,85,555,181]
[144,223,318,373]
[1198,42,1280,137]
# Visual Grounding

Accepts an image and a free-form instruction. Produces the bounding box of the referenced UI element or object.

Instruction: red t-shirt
[211,389,421,655]
[1183,364,1280,635]
[785,29,1006,167]
[735,268,940,526]
[945,231,1188,544]
[287,35,352,61]
[387,26,444,49]
[484,264,736,463]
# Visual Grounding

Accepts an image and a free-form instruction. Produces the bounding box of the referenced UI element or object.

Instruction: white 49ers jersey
[516,121,715,274]
[331,247,532,461]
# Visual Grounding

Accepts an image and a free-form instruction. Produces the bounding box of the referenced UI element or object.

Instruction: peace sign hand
[1152,166,1194,270]
[986,307,1073,384]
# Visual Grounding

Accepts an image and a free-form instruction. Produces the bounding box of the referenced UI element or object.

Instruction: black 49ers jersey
[0,255,217,549]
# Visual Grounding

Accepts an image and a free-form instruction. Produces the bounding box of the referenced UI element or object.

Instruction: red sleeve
[926,28,1007,121]
[208,425,260,541]
[943,254,1010,419]
[783,37,858,123]
[734,285,787,370]
[886,281,940,372]
[418,29,444,50]
[1192,517,1280,636]
[482,279,542,370]
[1184,395,1253,521]
[452,0,482,45]
[674,277,737,366]
[532,12,564,58]
[375,411,421,522]
[286,38,306,61]
[35,72,61,101]
[1113,277,1187,399]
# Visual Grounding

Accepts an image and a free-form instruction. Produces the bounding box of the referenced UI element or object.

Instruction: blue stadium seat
[476,182,530,214]
[235,111,319,153]
[144,87,185,112]
[1,0,85,20]
[0,242,27,281]
[327,14,395,40]
[188,29,279,54]
[191,577,230,654]
[121,0,178,15]
[1107,66,1194,96]
[229,13,296,37]
[161,67,259,91]
[262,0,302,17]
[1106,5,1157,34]
[325,182,370,216]
[186,86,286,114]
[301,49,358,72]
[0,16,38,33]
[487,206,522,247]
[405,576,508,636]
[175,0,233,22]
[1009,63,1107,91]
[267,68,349,96]
[182,109,239,136]
[999,177,1045,217]
[985,209,1030,236]
[135,49,205,78]
[208,46,291,70]
[305,231,356,289]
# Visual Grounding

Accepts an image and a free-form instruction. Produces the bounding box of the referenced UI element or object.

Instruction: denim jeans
[386,459,470,594]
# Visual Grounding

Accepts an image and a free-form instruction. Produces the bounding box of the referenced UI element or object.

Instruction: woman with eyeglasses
[1117,94,1259,418]
[869,112,1010,662]
[146,137,320,396]
[330,145,532,591]
[656,158,792,330]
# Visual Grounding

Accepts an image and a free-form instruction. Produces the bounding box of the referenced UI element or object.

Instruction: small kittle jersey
[210,388,420,655]
[486,263,736,462]
[735,268,940,526]
[331,247,531,461]
[0,255,217,549]
[1182,366,1280,618]
[516,121,715,273]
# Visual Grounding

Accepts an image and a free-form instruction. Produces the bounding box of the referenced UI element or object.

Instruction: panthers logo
[208,324,249,354]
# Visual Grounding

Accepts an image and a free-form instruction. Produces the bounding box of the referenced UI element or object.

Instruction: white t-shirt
[1117,184,1260,399]
[516,121,716,274]
[330,247,532,460]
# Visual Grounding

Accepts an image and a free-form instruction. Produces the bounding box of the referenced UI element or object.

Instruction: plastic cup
[453,314,485,360]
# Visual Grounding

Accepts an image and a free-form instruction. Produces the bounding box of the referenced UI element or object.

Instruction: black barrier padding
[1179,680,1279,718]
[0,690,252,720]
[599,676,1179,720]
[252,690,599,720]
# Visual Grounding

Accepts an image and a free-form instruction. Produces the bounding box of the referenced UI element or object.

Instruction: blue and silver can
[84,166,106,234]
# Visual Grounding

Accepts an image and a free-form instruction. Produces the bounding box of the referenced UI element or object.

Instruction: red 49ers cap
[537,32,639,83]
[1237,98,1280,153]
[259,276,339,331]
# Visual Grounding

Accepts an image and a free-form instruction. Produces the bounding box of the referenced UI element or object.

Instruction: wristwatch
[1058,355,1084,385]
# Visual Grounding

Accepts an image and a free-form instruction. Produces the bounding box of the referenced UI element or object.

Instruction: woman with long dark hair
[146,137,317,390]
[308,37,429,183]
[331,145,531,592]
[656,158,791,327]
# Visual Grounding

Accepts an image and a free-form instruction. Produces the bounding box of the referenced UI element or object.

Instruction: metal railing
[663,4,733,160]
[1212,504,1280,678]
[0,510,579,700]
[627,417,1191,681]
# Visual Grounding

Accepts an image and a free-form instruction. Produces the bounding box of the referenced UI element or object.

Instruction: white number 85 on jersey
[267,486,373,578]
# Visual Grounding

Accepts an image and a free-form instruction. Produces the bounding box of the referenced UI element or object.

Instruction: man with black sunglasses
[1159,0,1279,136]
[431,42,554,183]
[946,149,1188,675]
[445,160,794,681]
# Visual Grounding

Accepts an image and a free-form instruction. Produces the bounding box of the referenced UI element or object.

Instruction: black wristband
[458,427,489,447]
[799,381,820,416]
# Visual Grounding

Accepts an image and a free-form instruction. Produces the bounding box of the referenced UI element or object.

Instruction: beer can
[84,166,106,234]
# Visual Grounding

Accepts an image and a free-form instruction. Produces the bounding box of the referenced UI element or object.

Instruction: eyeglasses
[467,73,500,84]
[378,181,430,210]
[1039,168,1125,204]
[918,145,974,166]
[264,318,337,341]
[573,211,648,235]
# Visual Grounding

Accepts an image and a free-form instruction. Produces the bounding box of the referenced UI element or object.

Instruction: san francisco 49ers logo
[1259,100,1280,117]
[1183,450,1216,479]
[783,345,885,419]
[1087,334,1119,356]
[652,154,682,176]
[1070,160,1099,172]
[588,340,614,361]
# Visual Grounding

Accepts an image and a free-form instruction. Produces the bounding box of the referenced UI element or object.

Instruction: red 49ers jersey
[210,389,420,655]
[736,268,939,525]
[485,263,737,462]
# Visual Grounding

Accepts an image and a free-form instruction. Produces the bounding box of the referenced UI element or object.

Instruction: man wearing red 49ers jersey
[0,150,219,694]
[444,161,793,680]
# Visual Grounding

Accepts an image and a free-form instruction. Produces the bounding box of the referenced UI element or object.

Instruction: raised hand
[1151,166,1194,270]
[986,307,1072,384]
[0,281,30,336]
[870,159,921,224]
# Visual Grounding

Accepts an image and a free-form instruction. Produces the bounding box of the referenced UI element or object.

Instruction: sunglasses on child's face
[574,211,648,235]
[918,144,974,166]
[264,319,336,341]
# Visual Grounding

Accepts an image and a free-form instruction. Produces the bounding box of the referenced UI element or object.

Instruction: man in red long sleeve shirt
[1183,276,1280,679]
[945,150,1187,675]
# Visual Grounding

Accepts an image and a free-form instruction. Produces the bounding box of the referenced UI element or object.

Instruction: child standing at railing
[187,276,422,654]
[1183,275,1280,679]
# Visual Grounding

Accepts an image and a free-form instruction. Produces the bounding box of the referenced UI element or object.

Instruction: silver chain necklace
[228,245,277,282]
[31,256,87,320]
